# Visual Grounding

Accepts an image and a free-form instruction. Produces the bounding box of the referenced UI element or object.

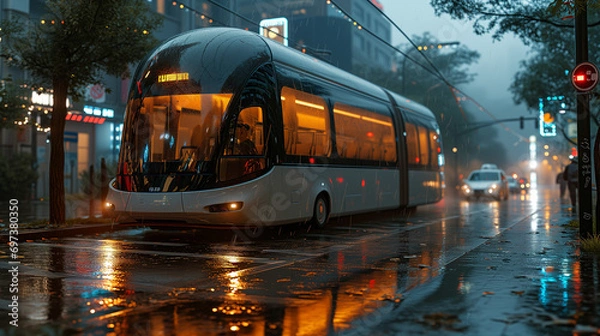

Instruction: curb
[0,223,126,241]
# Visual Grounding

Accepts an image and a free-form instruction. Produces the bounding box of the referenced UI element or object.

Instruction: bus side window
[405,122,419,165]
[333,102,395,162]
[237,106,264,156]
[281,89,297,154]
[219,106,265,181]
[281,86,330,157]
[417,125,430,166]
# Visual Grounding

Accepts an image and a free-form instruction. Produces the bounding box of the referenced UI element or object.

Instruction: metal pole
[89,164,95,218]
[31,108,37,199]
[575,2,593,238]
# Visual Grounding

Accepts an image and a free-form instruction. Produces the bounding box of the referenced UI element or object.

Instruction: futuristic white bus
[105,27,444,228]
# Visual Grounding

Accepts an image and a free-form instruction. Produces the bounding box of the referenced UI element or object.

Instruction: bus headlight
[104,202,115,216]
[206,202,244,213]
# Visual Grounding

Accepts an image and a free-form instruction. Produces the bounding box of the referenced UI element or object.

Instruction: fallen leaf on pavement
[380,293,403,303]
[345,289,365,296]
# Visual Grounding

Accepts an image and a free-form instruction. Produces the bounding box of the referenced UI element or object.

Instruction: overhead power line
[170,1,525,141]
[360,0,528,141]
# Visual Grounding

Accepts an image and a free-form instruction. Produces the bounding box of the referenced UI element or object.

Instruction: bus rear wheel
[310,194,330,229]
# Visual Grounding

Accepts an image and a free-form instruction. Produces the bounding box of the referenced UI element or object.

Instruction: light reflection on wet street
[1,187,597,335]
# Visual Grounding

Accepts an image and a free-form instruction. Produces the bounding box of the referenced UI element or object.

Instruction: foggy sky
[378,0,533,165]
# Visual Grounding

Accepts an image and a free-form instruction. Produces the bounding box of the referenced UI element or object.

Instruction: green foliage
[0,153,38,201]
[429,0,594,45]
[0,0,164,97]
[581,234,600,252]
[565,219,580,228]
[563,218,600,253]
[0,77,29,129]
[0,0,163,224]
[430,0,600,148]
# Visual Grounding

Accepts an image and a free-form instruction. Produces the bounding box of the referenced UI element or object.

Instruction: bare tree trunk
[49,77,68,225]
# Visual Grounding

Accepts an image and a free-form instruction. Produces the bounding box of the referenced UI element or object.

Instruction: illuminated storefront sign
[259,17,288,46]
[66,112,105,124]
[84,105,114,118]
[31,91,71,107]
[85,83,106,103]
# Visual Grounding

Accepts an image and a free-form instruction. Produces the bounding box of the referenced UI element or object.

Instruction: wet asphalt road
[0,186,595,335]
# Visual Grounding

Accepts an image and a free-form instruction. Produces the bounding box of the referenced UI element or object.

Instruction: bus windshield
[118,93,232,191]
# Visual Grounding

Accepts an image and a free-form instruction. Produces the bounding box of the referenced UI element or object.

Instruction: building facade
[0,0,393,199]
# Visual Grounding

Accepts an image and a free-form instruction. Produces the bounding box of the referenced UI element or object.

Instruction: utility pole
[574,2,594,238]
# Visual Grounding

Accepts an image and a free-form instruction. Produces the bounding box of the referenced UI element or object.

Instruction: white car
[461,168,510,200]
[507,176,519,193]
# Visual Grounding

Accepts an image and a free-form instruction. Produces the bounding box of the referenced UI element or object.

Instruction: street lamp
[401,42,460,93]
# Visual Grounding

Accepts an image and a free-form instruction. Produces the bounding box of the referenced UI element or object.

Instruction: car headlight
[487,184,499,194]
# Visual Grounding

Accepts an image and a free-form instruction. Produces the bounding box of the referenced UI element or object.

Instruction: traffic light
[520,116,524,129]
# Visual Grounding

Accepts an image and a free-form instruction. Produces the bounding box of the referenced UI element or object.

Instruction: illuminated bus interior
[281,87,331,157]
[333,102,396,161]
[120,93,232,191]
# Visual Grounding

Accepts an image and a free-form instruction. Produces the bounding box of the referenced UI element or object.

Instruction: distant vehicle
[104,27,444,228]
[461,168,509,200]
[481,163,498,170]
[507,176,519,194]
[518,177,530,193]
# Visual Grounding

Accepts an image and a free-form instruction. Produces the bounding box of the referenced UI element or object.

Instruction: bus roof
[136,27,435,119]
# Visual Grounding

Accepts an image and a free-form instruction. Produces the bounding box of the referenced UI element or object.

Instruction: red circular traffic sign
[571,61,599,92]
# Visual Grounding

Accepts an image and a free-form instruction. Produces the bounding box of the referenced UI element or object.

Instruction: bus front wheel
[310,194,330,229]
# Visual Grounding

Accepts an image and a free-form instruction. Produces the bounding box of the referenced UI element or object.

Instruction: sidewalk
[350,201,600,336]
[0,222,121,241]
[0,198,121,240]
